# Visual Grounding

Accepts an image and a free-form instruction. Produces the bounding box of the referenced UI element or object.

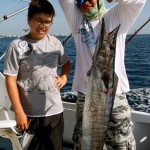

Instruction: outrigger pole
[0,5,29,60]
[126,17,150,44]
[0,25,29,61]
[0,6,29,23]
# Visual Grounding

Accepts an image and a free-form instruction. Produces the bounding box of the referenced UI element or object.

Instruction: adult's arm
[59,0,81,33]
[105,0,146,34]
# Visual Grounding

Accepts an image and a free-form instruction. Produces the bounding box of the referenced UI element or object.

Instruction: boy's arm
[5,75,28,131]
[55,60,70,90]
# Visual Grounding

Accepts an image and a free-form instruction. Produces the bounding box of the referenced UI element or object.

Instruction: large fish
[82,19,120,150]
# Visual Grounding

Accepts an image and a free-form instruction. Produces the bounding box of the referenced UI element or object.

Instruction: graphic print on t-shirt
[77,19,97,48]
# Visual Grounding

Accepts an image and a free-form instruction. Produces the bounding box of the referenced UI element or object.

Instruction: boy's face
[78,0,97,12]
[28,13,53,40]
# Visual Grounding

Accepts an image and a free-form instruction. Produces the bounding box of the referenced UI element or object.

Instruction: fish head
[92,18,120,89]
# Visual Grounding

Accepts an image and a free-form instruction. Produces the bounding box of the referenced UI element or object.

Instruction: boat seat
[0,107,22,150]
[0,107,19,134]
[0,72,20,134]
[0,120,16,128]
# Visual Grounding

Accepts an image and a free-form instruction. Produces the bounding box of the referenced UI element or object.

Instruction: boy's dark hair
[28,0,55,19]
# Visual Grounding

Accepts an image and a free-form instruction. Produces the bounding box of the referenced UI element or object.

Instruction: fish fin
[108,24,121,45]
[100,18,121,45]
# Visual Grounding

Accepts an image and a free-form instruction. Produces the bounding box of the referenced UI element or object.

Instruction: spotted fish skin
[82,19,120,150]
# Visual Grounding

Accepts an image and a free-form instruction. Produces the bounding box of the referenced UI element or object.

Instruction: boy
[4,0,70,149]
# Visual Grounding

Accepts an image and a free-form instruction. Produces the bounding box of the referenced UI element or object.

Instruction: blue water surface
[0,34,150,93]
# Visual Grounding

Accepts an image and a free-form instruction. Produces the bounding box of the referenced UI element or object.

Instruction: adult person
[4,0,70,149]
[59,0,146,149]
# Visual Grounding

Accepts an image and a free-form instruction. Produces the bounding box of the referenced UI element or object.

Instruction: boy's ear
[27,16,31,24]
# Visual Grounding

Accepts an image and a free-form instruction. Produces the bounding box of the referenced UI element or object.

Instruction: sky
[0,0,150,36]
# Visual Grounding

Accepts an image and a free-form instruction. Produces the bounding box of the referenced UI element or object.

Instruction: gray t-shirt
[4,35,68,117]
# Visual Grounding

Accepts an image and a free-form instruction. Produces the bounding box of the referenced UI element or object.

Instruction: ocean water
[1,34,150,92]
[0,35,150,113]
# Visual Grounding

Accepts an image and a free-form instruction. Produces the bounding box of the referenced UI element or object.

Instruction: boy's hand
[55,75,67,90]
[15,111,28,131]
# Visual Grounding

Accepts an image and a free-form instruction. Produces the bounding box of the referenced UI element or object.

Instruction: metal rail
[0,6,29,23]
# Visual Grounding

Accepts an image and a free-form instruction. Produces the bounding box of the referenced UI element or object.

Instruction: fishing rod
[126,17,150,44]
[0,6,29,23]
[62,33,73,46]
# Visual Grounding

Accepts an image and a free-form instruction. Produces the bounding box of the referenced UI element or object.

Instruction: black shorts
[27,113,64,150]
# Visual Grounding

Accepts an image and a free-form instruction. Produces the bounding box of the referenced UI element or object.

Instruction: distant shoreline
[0,34,150,38]
[0,34,68,38]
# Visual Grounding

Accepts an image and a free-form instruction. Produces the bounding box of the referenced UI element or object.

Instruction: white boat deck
[0,72,150,149]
